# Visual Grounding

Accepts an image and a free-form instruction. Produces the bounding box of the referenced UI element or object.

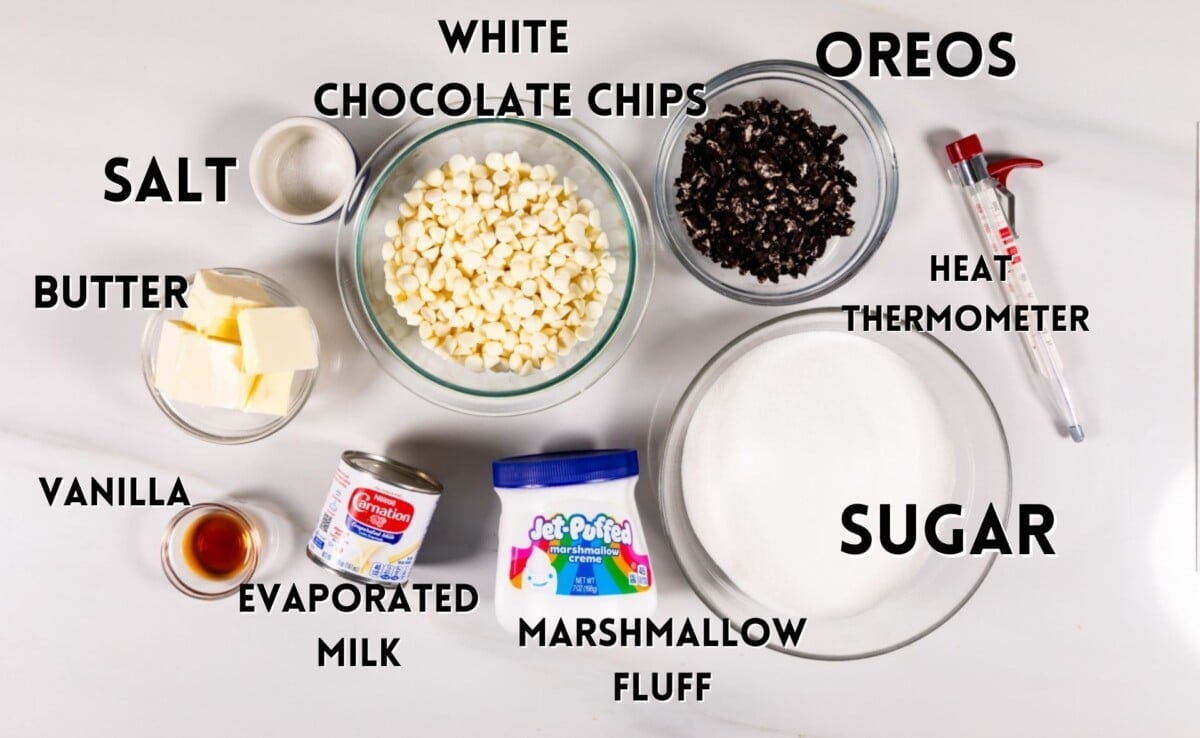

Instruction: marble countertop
[3,1,1198,735]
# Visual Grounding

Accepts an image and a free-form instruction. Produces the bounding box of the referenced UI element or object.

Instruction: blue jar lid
[492,449,639,488]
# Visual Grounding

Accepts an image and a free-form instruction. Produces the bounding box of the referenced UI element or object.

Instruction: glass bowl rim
[657,307,1012,659]
[652,58,899,306]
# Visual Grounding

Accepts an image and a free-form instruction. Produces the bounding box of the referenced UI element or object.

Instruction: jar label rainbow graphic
[509,512,652,596]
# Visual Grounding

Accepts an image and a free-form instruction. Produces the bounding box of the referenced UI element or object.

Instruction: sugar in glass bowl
[336,115,654,416]
[659,309,1011,659]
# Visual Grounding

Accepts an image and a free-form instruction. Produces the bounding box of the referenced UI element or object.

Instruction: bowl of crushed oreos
[654,60,897,305]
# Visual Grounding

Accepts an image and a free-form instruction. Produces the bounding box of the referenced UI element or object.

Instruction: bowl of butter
[141,268,320,444]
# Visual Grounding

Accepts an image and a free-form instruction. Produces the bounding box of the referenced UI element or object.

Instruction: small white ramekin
[250,116,357,224]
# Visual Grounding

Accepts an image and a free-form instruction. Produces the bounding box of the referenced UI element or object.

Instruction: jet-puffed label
[510,512,652,596]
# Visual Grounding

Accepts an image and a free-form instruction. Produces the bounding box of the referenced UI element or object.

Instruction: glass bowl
[336,115,654,416]
[161,502,260,600]
[653,59,898,305]
[141,268,319,444]
[658,309,1010,659]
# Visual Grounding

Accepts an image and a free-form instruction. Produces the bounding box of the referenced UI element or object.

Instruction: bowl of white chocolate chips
[336,115,655,415]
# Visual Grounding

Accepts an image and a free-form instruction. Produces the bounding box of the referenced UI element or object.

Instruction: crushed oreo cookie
[674,97,857,283]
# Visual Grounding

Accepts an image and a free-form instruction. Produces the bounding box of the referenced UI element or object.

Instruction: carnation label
[345,488,416,544]
[307,452,443,586]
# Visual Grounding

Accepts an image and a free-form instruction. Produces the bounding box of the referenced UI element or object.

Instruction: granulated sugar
[681,331,955,619]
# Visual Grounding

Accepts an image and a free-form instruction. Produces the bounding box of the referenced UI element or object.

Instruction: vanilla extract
[182,510,252,580]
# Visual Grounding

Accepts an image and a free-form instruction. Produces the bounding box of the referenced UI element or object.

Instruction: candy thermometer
[946,134,1084,442]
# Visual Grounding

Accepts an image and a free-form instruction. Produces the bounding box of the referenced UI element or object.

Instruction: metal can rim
[341,450,443,495]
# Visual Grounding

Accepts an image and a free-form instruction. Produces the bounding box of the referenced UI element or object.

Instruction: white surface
[2,1,1198,736]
